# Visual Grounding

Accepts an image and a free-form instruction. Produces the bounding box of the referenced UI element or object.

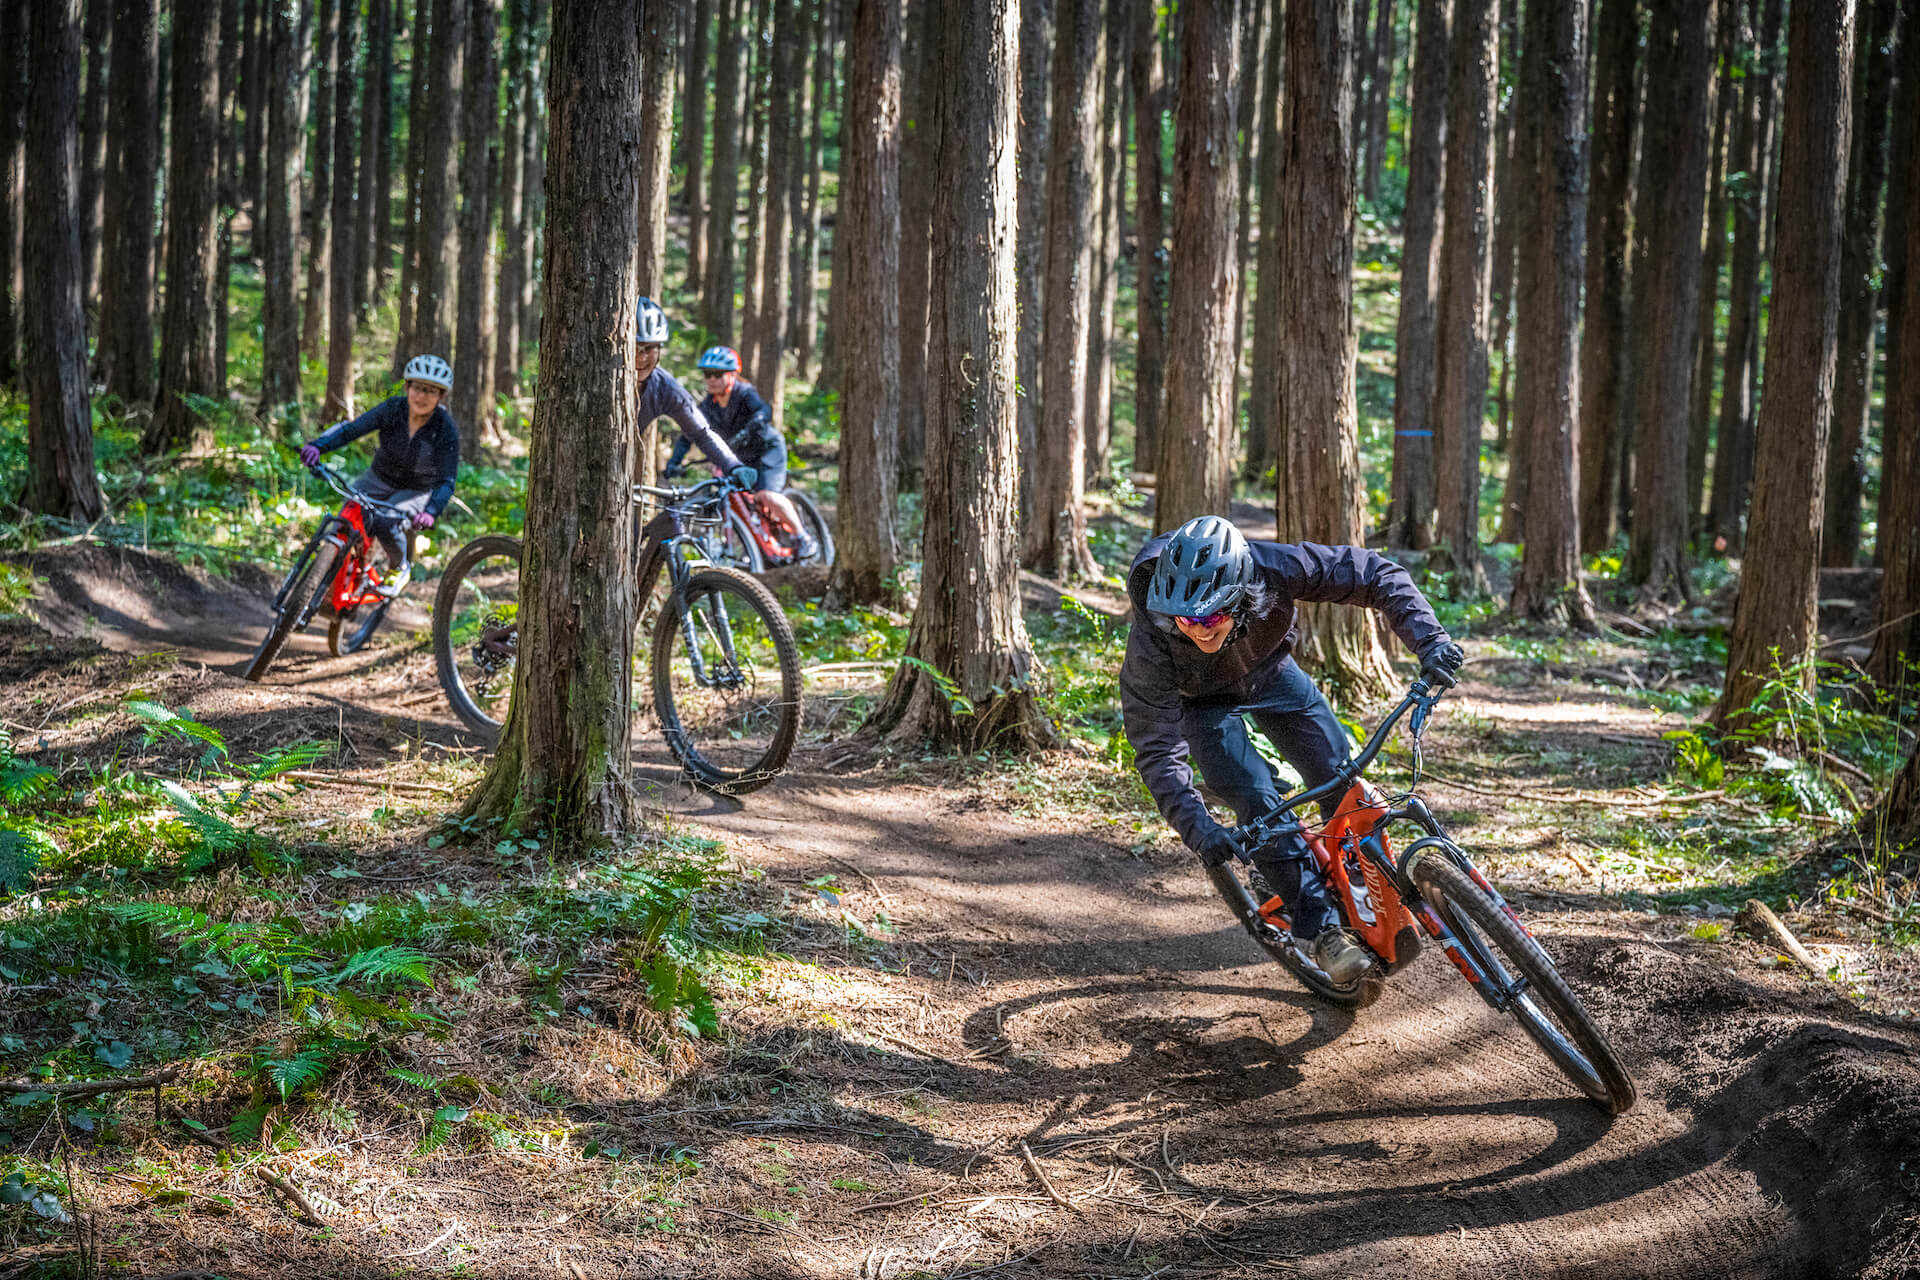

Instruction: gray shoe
[1309,927,1371,986]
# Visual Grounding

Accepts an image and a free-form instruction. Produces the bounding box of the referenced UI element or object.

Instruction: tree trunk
[22,0,105,521]
[793,0,829,379]
[1386,0,1448,550]
[870,0,1053,752]
[357,0,392,314]
[1275,0,1395,700]
[1866,8,1920,690]
[452,0,499,435]
[1709,0,1783,550]
[214,0,242,388]
[756,0,798,427]
[703,0,743,339]
[683,0,710,294]
[1155,0,1240,532]
[1871,743,1920,853]
[1625,0,1717,603]
[518,7,547,349]
[1024,0,1102,580]
[1822,0,1895,569]
[79,0,110,315]
[0,0,25,388]
[1507,0,1593,626]
[241,0,266,227]
[392,0,434,375]
[1084,0,1127,489]
[1431,0,1496,593]
[1715,0,1852,732]
[1488,0,1522,540]
[495,0,531,397]
[259,0,308,418]
[1015,0,1052,512]
[826,0,903,606]
[1685,4,1736,529]
[301,0,337,361]
[144,0,223,454]
[325,0,359,421]
[637,0,675,302]
[415,0,467,361]
[1227,0,1258,483]
[1130,0,1165,479]
[895,0,935,491]
[1363,0,1395,202]
[97,0,158,406]
[1576,0,1637,553]
[739,0,771,373]
[1247,0,1286,487]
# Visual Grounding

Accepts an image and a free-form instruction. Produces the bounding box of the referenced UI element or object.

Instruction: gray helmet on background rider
[634,296,670,345]
[1146,516,1253,620]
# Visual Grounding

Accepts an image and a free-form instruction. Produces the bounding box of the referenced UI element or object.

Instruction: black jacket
[1118,534,1450,848]
[668,380,786,475]
[311,396,461,517]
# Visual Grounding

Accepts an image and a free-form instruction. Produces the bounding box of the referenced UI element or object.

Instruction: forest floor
[2,527,1918,1279]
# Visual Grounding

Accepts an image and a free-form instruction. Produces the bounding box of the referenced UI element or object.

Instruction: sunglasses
[1177,610,1232,629]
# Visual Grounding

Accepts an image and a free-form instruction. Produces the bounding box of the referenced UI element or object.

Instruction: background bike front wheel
[651,566,800,793]
[243,541,339,682]
[432,533,524,740]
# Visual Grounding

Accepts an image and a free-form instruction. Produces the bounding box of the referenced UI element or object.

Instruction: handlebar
[633,473,747,511]
[306,460,413,521]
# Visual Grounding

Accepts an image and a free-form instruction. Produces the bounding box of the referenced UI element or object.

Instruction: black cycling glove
[1418,638,1466,688]
[1193,825,1243,868]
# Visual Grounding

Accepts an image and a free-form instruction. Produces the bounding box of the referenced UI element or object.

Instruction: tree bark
[301,0,338,361]
[793,0,829,379]
[79,0,110,315]
[496,0,532,397]
[1507,0,1593,626]
[1431,0,1496,592]
[259,0,308,418]
[1709,0,1783,549]
[826,0,903,606]
[895,0,935,490]
[739,0,771,372]
[325,0,360,421]
[1576,0,1637,553]
[703,0,743,339]
[683,0,711,294]
[22,0,106,521]
[1625,0,1717,603]
[518,4,548,349]
[414,0,467,361]
[1084,0,1128,489]
[1130,0,1165,479]
[1227,0,1258,483]
[358,0,392,314]
[1715,0,1853,732]
[637,0,675,302]
[241,0,266,227]
[214,0,242,388]
[1386,0,1448,550]
[97,0,158,406]
[1822,0,1895,568]
[144,0,223,454]
[462,0,645,850]
[1685,3,1736,528]
[1155,0,1241,532]
[452,0,499,435]
[1247,0,1286,487]
[1363,0,1396,202]
[392,0,434,375]
[0,0,25,388]
[1488,0,1521,538]
[869,0,1053,752]
[755,0,798,426]
[1015,0,1052,513]
[1275,0,1396,700]
[1024,0,1102,580]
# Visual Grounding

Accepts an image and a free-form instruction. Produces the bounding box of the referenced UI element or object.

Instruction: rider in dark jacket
[633,300,753,487]
[1120,516,1464,984]
[666,345,817,559]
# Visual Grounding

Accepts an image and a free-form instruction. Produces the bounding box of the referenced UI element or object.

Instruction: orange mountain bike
[1208,675,1638,1115]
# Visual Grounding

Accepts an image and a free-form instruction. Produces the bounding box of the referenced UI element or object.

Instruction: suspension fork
[272,516,344,613]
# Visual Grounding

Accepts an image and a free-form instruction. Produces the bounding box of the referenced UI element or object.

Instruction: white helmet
[403,353,453,390]
[634,296,670,345]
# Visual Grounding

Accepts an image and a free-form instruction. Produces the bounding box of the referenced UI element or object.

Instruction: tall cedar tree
[1625,0,1717,602]
[0,0,25,386]
[1025,0,1103,580]
[820,0,850,391]
[1131,0,1166,478]
[1488,0,1521,534]
[301,0,338,360]
[79,0,108,311]
[1866,12,1920,690]
[1823,0,1896,566]
[637,0,675,298]
[241,0,265,219]
[516,1,548,351]
[452,0,500,434]
[496,0,533,395]
[738,0,769,379]
[793,0,829,378]
[1155,0,1241,531]
[870,0,1053,751]
[1227,0,1259,483]
[1014,0,1052,517]
[827,0,904,605]
[1386,0,1448,549]
[1709,0,1783,548]
[414,0,468,361]
[96,0,159,405]
[755,0,799,428]
[357,0,392,313]
[682,0,710,293]
[1275,0,1396,698]
[1363,0,1396,201]
[462,0,646,846]
[1084,0,1127,487]
[1247,0,1285,485]
[214,0,241,387]
[895,0,935,489]
[23,0,105,520]
[1577,0,1637,550]
[1507,0,1593,625]
[1431,0,1495,592]
[259,0,308,418]
[325,0,359,420]
[703,0,743,339]
[145,0,223,453]
[1685,5,1737,525]
[392,0,433,375]
[1715,0,1854,730]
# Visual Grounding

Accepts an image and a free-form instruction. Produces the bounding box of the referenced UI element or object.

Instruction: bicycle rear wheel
[1206,864,1382,1009]
[1409,851,1637,1115]
[329,600,390,656]
[651,567,800,793]
[788,489,835,568]
[432,534,524,738]
[244,541,339,682]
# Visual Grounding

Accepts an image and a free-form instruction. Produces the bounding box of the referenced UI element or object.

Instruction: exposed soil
[4,545,1918,1279]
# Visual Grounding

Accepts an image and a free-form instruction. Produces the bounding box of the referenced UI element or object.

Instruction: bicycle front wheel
[244,540,339,682]
[1409,851,1637,1115]
[651,567,800,793]
[432,534,524,739]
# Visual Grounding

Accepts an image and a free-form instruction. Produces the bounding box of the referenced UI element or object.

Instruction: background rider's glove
[299,444,321,468]
[1192,826,1242,869]
[728,464,758,490]
[411,511,435,531]
[1418,638,1466,688]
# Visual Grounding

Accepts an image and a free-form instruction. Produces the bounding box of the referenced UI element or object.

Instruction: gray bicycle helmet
[634,296,670,345]
[403,353,453,390]
[1146,516,1253,619]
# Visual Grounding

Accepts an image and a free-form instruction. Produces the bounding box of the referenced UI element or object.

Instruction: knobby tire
[244,541,339,682]
[1205,864,1384,1010]
[433,533,525,740]
[651,566,800,793]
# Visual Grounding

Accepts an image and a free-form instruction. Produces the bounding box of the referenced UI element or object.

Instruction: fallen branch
[163,1103,231,1151]
[1737,899,1827,977]
[253,1167,325,1227]
[1818,607,1920,652]
[280,770,457,796]
[385,1221,460,1259]
[830,856,895,908]
[0,1066,180,1098]
[1019,1141,1075,1211]
[1808,748,1874,789]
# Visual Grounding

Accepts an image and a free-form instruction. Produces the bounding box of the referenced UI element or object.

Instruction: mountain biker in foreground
[298,354,461,597]
[632,298,757,495]
[666,345,819,561]
[1120,516,1466,986]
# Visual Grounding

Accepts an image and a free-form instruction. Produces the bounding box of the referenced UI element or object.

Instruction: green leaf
[7,1091,52,1107]
[94,1040,135,1069]
[124,699,228,757]
[0,829,40,893]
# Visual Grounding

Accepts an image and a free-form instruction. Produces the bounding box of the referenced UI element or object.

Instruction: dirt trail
[10,545,1920,1278]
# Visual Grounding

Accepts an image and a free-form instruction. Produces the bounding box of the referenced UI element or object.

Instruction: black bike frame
[632,478,748,690]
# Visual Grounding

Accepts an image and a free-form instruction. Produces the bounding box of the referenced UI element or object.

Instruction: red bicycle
[243,462,420,681]
[665,466,834,572]
[1209,675,1638,1115]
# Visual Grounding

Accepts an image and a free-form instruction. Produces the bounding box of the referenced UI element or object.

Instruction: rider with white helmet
[632,298,756,492]
[300,354,461,596]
